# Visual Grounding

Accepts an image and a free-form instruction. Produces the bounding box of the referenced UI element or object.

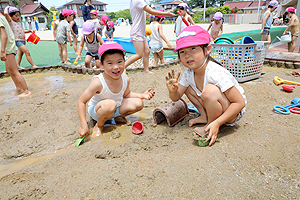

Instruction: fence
[220,13,264,24]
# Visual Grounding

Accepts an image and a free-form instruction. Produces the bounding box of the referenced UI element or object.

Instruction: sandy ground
[0,65,299,199]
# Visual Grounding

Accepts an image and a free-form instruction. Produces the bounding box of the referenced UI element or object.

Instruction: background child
[125,0,175,74]
[0,13,31,97]
[75,21,104,68]
[282,7,299,52]
[165,26,246,146]
[105,21,115,39]
[4,6,37,69]
[56,9,73,65]
[260,0,278,49]
[174,3,195,37]
[207,12,223,42]
[148,11,172,65]
[70,11,79,54]
[53,13,64,42]
[77,42,155,137]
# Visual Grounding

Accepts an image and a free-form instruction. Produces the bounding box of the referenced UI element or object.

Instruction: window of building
[38,17,45,23]
[166,4,171,9]
[99,5,103,11]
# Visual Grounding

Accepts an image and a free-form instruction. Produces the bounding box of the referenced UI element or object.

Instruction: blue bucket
[214,37,234,44]
[236,36,255,44]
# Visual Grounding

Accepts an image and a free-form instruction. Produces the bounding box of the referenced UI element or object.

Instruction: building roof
[223,1,253,10]
[249,1,267,7]
[21,3,49,14]
[63,0,107,6]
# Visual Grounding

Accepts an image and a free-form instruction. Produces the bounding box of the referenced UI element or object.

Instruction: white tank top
[149,22,162,45]
[88,73,128,109]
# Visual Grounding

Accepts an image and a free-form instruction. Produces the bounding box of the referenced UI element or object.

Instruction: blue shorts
[15,40,26,47]
[86,50,99,60]
[149,43,163,53]
[88,104,121,121]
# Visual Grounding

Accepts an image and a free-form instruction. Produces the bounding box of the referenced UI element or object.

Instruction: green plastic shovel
[75,136,85,147]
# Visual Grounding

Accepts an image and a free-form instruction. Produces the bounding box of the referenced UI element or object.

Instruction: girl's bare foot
[92,124,104,137]
[18,66,25,69]
[11,90,23,95]
[144,70,155,75]
[32,65,38,68]
[18,90,32,97]
[61,61,64,63]
[189,116,208,126]
[114,116,127,123]
[67,58,70,61]
[64,61,72,65]
[193,126,207,137]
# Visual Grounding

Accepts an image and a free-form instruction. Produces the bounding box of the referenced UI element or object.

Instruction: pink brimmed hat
[90,9,98,15]
[285,7,295,13]
[82,21,95,35]
[8,6,19,14]
[174,26,210,51]
[154,9,166,19]
[213,12,223,20]
[101,15,109,25]
[107,21,114,29]
[62,9,73,17]
[98,42,126,62]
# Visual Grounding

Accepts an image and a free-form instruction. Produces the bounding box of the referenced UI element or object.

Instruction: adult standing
[82,0,94,22]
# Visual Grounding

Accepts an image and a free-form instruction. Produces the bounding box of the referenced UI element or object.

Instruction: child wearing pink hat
[207,12,223,42]
[4,6,37,69]
[166,26,246,146]
[148,10,172,65]
[125,0,176,74]
[260,0,278,49]
[283,7,299,52]
[55,9,73,64]
[77,42,155,137]
[174,3,195,37]
[75,21,104,68]
[104,21,115,39]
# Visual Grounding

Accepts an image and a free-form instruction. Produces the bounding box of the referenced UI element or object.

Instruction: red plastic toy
[282,85,295,92]
[132,121,143,135]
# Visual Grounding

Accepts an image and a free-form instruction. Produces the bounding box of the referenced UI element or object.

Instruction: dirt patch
[0,66,299,199]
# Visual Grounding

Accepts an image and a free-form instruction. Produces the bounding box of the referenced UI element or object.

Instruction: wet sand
[0,66,300,199]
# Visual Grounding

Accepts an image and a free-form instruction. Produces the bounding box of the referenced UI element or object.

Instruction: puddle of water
[0,72,90,105]
[0,108,154,179]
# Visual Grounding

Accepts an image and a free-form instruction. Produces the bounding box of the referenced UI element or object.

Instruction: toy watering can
[276,32,291,44]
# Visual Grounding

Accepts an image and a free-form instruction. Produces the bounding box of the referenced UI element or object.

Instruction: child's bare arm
[207,23,212,31]
[75,35,85,62]
[97,34,104,45]
[67,30,72,46]
[0,27,7,61]
[143,6,176,17]
[78,78,102,136]
[3,7,11,22]
[158,24,172,48]
[70,21,75,36]
[123,76,155,100]
[188,15,196,25]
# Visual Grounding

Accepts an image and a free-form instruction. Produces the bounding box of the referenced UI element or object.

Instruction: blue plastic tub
[102,37,150,54]
[235,36,255,44]
[214,37,234,44]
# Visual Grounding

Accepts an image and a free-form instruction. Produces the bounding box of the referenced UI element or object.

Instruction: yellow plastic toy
[145,28,151,36]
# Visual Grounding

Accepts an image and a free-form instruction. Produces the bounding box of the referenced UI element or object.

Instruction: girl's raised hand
[142,88,155,100]
[165,69,180,92]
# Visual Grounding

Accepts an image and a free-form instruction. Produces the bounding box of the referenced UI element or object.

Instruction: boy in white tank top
[148,10,172,65]
[77,42,155,138]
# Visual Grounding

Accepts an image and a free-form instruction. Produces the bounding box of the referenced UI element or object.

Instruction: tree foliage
[192,5,232,23]
[107,9,131,23]
[188,0,234,8]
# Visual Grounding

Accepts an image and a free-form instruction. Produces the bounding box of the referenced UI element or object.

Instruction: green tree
[115,9,131,21]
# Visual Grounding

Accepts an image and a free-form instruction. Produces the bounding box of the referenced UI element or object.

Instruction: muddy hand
[165,69,180,92]
[204,121,219,146]
[142,88,155,100]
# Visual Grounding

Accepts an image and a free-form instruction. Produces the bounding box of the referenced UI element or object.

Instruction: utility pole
[203,0,206,23]
[257,0,261,23]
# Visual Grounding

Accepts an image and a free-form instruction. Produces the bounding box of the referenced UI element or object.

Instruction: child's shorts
[224,106,246,126]
[56,37,67,45]
[15,40,26,47]
[88,104,121,121]
[86,50,99,60]
[71,34,78,38]
[149,43,163,53]
[262,28,270,35]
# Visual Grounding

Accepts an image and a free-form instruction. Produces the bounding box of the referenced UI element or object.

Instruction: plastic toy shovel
[75,136,85,147]
[177,11,189,26]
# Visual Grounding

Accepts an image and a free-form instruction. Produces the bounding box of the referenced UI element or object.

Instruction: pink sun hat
[82,21,95,35]
[285,7,295,13]
[269,0,278,8]
[174,26,210,52]
[98,42,126,62]
[154,9,166,19]
[90,9,98,15]
[101,15,109,25]
[107,21,114,29]
[62,9,73,17]
[8,6,19,14]
[72,10,77,15]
